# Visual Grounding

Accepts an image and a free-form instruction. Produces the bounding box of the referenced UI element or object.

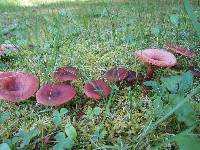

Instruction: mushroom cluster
[0,44,198,106]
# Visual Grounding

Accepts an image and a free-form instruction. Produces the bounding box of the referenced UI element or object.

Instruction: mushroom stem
[145,65,155,80]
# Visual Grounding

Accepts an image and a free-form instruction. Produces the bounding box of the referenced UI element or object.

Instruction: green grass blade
[183,0,200,38]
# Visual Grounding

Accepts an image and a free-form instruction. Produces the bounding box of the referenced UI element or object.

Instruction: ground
[0,0,200,149]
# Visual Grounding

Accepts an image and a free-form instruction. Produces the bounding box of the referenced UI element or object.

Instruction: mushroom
[188,66,200,78]
[125,70,137,87]
[164,45,196,58]
[84,79,111,101]
[36,83,76,106]
[104,67,128,88]
[0,44,17,56]
[133,48,177,80]
[0,72,39,102]
[53,67,79,84]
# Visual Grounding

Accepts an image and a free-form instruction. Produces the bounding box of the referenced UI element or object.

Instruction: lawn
[0,0,200,149]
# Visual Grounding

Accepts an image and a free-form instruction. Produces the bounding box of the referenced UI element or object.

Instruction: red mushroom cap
[165,45,196,58]
[36,83,76,106]
[84,79,111,100]
[0,72,39,102]
[53,67,79,81]
[0,44,17,56]
[134,49,177,67]
[105,67,128,82]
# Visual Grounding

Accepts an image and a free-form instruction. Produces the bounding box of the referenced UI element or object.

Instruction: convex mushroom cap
[0,72,39,102]
[53,67,79,81]
[36,83,76,106]
[84,79,111,100]
[105,67,128,82]
[165,45,196,58]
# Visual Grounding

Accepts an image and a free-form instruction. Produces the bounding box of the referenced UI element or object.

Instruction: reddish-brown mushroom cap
[134,49,177,67]
[84,79,111,100]
[0,44,17,56]
[53,67,79,81]
[0,72,39,102]
[36,83,76,106]
[105,67,128,82]
[165,45,196,58]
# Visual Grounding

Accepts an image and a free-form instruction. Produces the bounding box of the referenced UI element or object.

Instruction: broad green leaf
[0,143,10,150]
[93,107,101,116]
[65,123,77,140]
[53,110,60,117]
[161,76,179,94]
[15,128,39,149]
[53,132,75,150]
[86,106,94,119]
[143,81,162,93]
[0,112,11,124]
[54,132,66,141]
[59,108,69,116]
[53,110,62,125]
[153,97,164,116]
[176,134,200,150]
[178,71,193,93]
[168,95,196,126]
[161,71,193,94]
[53,116,62,126]
[170,15,179,26]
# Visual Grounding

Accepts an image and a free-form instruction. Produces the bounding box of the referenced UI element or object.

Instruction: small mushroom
[0,72,39,102]
[105,67,128,82]
[36,83,76,106]
[125,70,137,87]
[84,79,111,101]
[0,44,17,56]
[104,67,128,88]
[134,49,177,80]
[164,45,196,58]
[188,66,200,78]
[53,67,79,84]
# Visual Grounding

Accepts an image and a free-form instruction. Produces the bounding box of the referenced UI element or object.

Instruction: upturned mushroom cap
[105,67,128,82]
[36,83,76,106]
[0,44,17,56]
[53,67,79,81]
[84,79,111,100]
[165,45,196,58]
[0,72,39,102]
[134,49,177,67]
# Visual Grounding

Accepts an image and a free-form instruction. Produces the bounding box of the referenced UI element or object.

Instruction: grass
[0,0,200,149]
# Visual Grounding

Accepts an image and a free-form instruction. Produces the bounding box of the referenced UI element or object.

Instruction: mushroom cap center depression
[47,89,62,100]
[1,77,23,91]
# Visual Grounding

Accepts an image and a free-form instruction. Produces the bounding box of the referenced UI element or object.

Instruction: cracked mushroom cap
[134,49,177,67]
[53,67,79,81]
[165,45,196,58]
[84,79,111,100]
[0,44,17,56]
[105,67,128,82]
[0,72,39,102]
[36,83,76,106]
